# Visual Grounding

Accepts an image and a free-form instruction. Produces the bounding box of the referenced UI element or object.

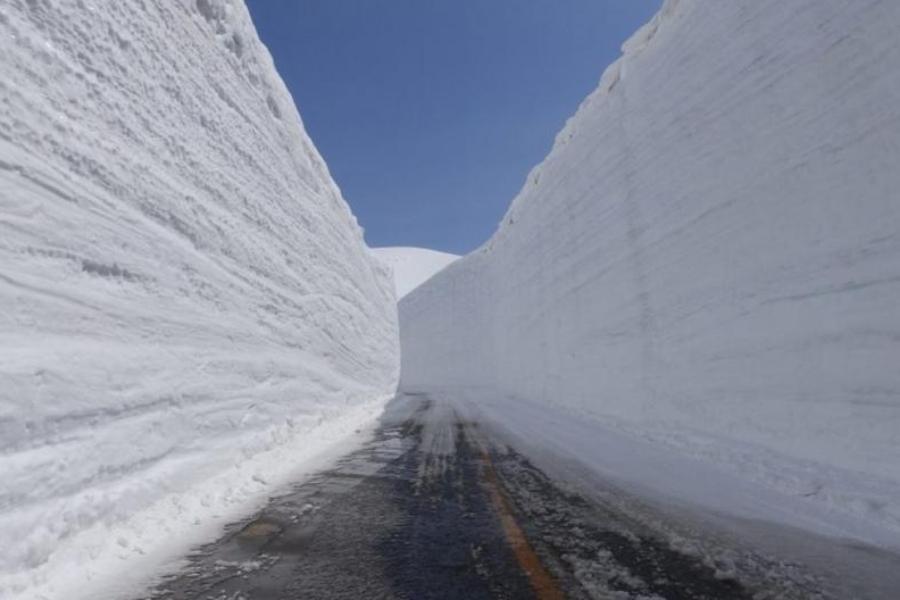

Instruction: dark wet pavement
[143,394,845,599]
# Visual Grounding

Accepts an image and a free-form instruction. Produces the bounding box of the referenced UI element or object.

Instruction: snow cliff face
[371,247,459,300]
[401,0,900,523]
[0,0,398,594]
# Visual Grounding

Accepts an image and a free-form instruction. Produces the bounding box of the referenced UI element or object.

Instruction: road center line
[475,439,565,600]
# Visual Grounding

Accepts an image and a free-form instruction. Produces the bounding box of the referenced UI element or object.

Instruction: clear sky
[245,0,661,255]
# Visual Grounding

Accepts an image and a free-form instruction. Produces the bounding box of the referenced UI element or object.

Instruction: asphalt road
[143,395,867,599]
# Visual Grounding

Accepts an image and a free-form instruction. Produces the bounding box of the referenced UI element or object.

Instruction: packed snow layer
[401,0,900,545]
[371,246,459,300]
[0,0,398,596]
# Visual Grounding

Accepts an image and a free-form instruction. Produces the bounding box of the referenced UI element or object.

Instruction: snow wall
[0,0,398,594]
[401,0,900,496]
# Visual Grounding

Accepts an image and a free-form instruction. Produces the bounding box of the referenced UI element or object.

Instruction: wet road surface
[144,395,850,599]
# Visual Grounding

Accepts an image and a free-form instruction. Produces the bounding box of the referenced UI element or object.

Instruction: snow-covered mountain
[400,0,900,546]
[0,1,398,597]
[371,247,459,300]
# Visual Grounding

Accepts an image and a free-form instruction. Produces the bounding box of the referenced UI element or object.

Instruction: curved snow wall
[401,0,900,481]
[0,0,398,588]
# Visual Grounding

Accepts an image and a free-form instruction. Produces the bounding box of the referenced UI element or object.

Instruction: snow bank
[401,0,900,546]
[0,0,398,596]
[371,246,459,300]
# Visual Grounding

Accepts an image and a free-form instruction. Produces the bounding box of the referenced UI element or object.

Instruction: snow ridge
[371,246,459,300]
[0,0,398,596]
[400,0,900,547]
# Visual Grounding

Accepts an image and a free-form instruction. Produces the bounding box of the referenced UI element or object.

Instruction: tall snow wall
[0,0,398,593]
[401,0,900,483]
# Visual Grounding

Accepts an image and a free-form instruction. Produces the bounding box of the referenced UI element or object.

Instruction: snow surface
[0,0,398,597]
[400,0,900,548]
[371,246,459,300]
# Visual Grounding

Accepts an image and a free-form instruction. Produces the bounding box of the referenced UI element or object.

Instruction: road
[143,394,866,599]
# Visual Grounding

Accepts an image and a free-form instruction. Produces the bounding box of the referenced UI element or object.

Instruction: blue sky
[246,0,661,254]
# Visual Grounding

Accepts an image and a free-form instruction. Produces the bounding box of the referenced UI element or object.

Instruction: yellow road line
[478,445,565,600]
